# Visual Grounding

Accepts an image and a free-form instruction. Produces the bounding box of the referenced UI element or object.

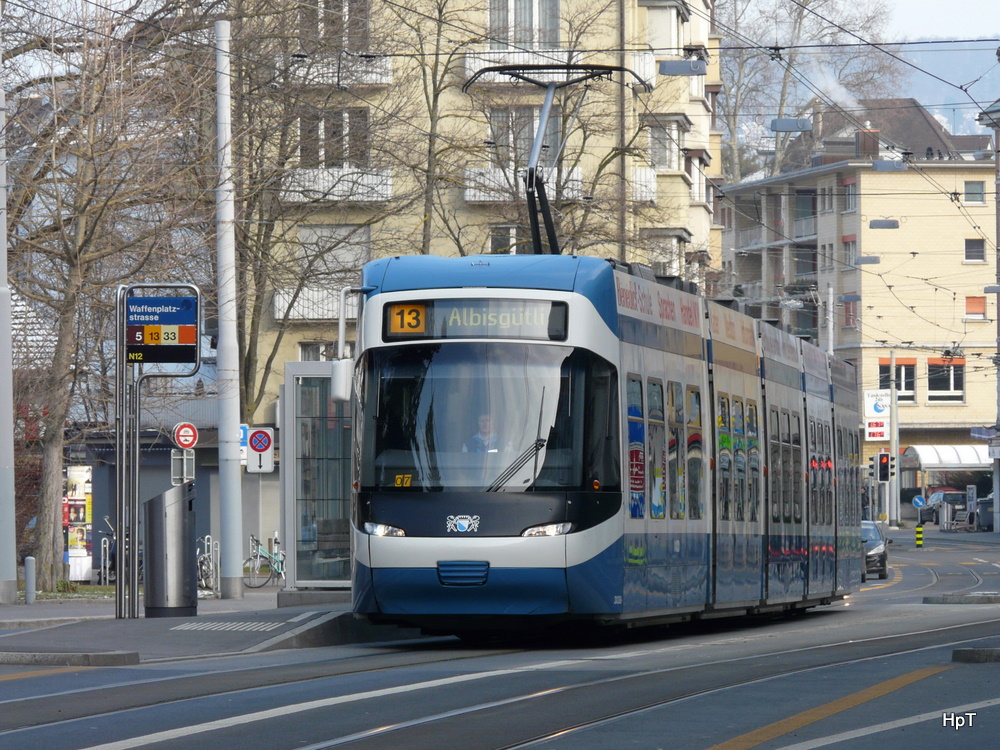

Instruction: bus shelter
[281,362,352,590]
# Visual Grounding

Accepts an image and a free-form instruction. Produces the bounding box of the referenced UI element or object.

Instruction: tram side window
[686,385,704,519]
[770,408,781,523]
[824,423,834,525]
[732,398,746,521]
[747,401,760,523]
[851,431,861,525]
[718,394,731,521]
[627,376,646,519]
[836,427,845,525]
[584,359,620,491]
[668,381,685,519]
[792,414,803,523]
[781,412,792,523]
[648,380,666,520]
[809,419,818,523]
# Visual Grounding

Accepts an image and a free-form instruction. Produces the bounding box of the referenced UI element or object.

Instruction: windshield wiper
[486,438,546,492]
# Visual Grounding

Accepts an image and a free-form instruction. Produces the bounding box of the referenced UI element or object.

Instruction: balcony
[463,48,572,82]
[632,166,657,203]
[273,287,360,322]
[464,166,582,203]
[737,226,764,248]
[793,214,817,238]
[282,167,392,204]
[287,52,392,87]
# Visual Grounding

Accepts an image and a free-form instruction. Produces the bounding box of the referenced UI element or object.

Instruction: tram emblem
[446,515,481,533]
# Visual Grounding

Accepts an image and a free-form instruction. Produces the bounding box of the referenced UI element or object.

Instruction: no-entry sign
[173,422,199,449]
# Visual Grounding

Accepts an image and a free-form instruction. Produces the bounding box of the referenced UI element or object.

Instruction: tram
[349,253,862,634]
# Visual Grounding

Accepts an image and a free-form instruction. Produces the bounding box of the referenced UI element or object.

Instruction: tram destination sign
[384,299,568,342]
[125,296,199,364]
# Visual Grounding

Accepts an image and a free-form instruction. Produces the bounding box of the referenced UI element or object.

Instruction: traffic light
[877,451,890,482]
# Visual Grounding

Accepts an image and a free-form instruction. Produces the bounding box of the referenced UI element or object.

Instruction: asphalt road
[4,528,1000,750]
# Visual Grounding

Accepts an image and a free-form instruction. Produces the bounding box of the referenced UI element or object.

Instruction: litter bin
[144,481,196,618]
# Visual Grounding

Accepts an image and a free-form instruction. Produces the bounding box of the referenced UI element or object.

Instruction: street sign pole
[115,284,200,619]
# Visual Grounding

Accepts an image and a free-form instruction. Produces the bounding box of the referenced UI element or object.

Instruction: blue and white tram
[350,254,861,633]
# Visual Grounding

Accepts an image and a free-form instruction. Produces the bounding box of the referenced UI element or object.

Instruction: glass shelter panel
[295,376,352,584]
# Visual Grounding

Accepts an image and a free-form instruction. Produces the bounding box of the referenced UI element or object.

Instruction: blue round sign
[912,495,925,508]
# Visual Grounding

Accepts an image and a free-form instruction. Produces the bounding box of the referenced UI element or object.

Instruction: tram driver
[464,413,503,453]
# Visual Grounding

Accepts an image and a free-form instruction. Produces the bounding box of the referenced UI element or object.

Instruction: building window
[489,224,532,254]
[644,115,684,171]
[489,0,559,49]
[842,300,859,328]
[843,239,857,267]
[297,224,371,281]
[489,106,560,170]
[965,238,986,262]
[927,361,965,402]
[842,182,857,212]
[878,362,915,403]
[299,108,370,168]
[298,0,370,52]
[964,181,986,203]
[965,296,987,320]
[301,341,336,360]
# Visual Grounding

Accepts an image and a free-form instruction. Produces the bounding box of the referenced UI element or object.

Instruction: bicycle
[242,533,286,588]
[196,536,217,590]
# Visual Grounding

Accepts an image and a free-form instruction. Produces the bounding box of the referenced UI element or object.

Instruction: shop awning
[900,445,991,472]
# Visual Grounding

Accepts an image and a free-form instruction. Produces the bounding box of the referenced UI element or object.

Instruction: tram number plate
[388,304,426,335]
[394,474,413,487]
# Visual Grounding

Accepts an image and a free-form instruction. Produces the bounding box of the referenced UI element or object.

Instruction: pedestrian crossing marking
[170,621,284,633]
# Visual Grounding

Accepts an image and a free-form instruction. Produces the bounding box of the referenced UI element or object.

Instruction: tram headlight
[364,522,406,537]
[521,522,573,537]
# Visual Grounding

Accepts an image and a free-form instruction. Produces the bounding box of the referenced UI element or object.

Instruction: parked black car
[862,520,891,581]
[918,490,967,525]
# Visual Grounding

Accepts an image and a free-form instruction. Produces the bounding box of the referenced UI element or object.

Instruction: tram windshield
[359,342,619,492]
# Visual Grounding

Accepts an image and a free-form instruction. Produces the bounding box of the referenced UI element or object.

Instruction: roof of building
[783,98,993,171]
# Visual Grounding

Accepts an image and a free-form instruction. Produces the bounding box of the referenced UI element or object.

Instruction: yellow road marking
[709,665,951,750]
[0,666,88,681]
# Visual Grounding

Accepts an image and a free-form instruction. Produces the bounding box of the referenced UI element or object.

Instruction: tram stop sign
[172,422,199,450]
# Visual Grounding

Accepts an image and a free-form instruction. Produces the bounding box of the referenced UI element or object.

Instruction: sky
[879,2,1000,133]
[888,1,1000,41]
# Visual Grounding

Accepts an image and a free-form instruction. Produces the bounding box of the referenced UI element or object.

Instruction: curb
[0,617,111,631]
[924,593,1000,604]
[953,648,1000,663]
[0,650,139,667]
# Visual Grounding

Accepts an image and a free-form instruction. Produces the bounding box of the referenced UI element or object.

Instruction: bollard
[915,524,923,549]
[24,556,36,604]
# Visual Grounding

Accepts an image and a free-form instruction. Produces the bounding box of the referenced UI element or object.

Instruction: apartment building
[254,0,723,423]
[719,99,996,470]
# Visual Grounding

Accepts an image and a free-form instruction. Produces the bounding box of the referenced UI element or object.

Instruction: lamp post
[0,30,17,604]
[979,99,1000,535]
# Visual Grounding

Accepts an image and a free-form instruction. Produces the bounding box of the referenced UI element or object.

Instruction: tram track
[9,588,1000,749]
[295,614,1000,750]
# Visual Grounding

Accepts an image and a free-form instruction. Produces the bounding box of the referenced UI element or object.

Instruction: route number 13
[388,304,426,334]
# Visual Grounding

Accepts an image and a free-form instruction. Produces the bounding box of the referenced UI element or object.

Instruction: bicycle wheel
[197,554,215,589]
[242,553,272,588]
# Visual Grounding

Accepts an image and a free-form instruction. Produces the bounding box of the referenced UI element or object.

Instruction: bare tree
[4,3,219,589]
[382,0,672,259]
[717,0,907,179]
[223,1,424,421]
